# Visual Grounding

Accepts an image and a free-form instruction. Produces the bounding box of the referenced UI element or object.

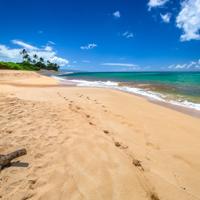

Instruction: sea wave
[71,79,119,87]
[51,75,66,81]
[54,77,200,111]
[68,79,168,101]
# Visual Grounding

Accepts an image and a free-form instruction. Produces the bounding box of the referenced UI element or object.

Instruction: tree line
[20,49,59,71]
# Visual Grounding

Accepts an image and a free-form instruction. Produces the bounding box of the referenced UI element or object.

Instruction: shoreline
[1,70,200,118]
[53,75,200,119]
[149,98,200,118]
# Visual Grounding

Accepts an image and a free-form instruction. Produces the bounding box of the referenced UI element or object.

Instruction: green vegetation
[0,61,40,71]
[0,49,59,71]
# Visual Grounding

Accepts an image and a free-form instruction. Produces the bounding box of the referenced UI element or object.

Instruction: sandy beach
[0,70,200,200]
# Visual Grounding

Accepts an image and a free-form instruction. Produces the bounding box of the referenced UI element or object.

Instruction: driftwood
[0,148,27,170]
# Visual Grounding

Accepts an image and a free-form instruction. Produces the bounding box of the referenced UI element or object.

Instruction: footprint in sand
[114,141,121,147]
[85,114,90,118]
[146,142,160,150]
[89,122,95,126]
[103,130,109,134]
[114,141,128,150]
[132,158,143,170]
[28,179,37,190]
[5,130,13,134]
[112,139,144,171]
[76,106,81,110]
[22,193,35,200]
[149,192,160,200]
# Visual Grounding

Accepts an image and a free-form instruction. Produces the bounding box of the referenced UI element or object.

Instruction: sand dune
[0,70,200,200]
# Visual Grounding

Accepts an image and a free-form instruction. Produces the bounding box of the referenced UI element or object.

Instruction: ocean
[56,72,200,111]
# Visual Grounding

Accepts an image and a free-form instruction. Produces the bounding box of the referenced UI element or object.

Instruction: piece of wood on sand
[0,148,27,170]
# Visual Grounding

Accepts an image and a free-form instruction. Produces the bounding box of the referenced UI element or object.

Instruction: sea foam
[54,77,200,111]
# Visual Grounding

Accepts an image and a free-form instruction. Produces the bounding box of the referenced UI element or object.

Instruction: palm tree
[33,54,38,60]
[20,49,32,63]
[20,49,27,61]
[39,57,44,63]
[27,57,32,63]
[32,54,38,64]
[20,49,27,56]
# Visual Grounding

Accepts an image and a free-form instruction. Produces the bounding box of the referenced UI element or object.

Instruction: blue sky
[0,0,200,71]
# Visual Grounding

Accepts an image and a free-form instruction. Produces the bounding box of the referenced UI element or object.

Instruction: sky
[0,0,200,71]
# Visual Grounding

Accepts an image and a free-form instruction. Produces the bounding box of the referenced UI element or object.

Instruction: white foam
[51,75,66,81]
[118,86,166,102]
[51,75,76,85]
[54,77,200,112]
[70,79,166,101]
[169,100,200,111]
[58,72,74,75]
[71,79,119,87]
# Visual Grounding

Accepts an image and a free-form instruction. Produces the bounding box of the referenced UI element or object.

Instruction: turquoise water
[59,72,200,108]
[61,72,200,86]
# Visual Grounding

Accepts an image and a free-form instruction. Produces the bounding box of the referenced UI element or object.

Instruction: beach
[0,70,200,200]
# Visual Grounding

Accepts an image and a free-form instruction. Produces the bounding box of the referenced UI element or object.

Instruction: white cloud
[168,60,200,70]
[12,39,38,50]
[0,45,21,62]
[0,40,69,66]
[44,45,53,52]
[148,0,169,10]
[113,11,121,18]
[160,13,171,23]
[122,31,134,39]
[80,43,97,50]
[27,49,69,67]
[176,0,200,41]
[101,63,138,67]
[49,56,69,66]
[48,41,56,45]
